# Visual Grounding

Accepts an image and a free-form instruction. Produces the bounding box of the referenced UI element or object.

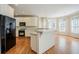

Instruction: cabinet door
[31,35,38,52]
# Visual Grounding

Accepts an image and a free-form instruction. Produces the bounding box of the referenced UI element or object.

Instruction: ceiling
[12,4,79,17]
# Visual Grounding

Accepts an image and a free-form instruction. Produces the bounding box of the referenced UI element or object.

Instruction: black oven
[19,30,25,37]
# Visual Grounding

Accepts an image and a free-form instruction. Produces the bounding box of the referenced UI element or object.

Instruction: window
[48,19,57,31]
[71,16,79,34]
[59,18,66,32]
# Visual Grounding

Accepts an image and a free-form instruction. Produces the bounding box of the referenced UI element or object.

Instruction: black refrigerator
[0,14,16,54]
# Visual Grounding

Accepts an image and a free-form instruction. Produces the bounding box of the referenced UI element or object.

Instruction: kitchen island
[31,29,55,54]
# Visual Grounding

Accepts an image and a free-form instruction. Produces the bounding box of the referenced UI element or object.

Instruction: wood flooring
[6,37,36,54]
[6,35,79,54]
[44,35,79,54]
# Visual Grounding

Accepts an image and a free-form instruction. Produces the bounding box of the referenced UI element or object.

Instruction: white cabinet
[31,30,55,54]
[25,30,31,36]
[0,4,14,18]
[25,17,38,26]
[15,17,38,26]
[30,17,38,26]
[31,33,38,52]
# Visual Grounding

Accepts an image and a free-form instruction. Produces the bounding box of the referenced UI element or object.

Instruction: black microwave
[19,22,26,26]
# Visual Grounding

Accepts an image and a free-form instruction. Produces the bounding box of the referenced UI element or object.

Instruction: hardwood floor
[44,35,79,54]
[6,37,36,54]
[6,35,79,54]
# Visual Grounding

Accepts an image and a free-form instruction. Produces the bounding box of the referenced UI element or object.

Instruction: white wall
[56,12,79,38]
[0,4,14,18]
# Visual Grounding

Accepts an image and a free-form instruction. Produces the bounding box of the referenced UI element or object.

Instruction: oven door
[19,30,25,37]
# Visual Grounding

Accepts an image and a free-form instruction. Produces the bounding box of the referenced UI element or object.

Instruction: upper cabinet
[15,17,38,27]
[0,4,14,18]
